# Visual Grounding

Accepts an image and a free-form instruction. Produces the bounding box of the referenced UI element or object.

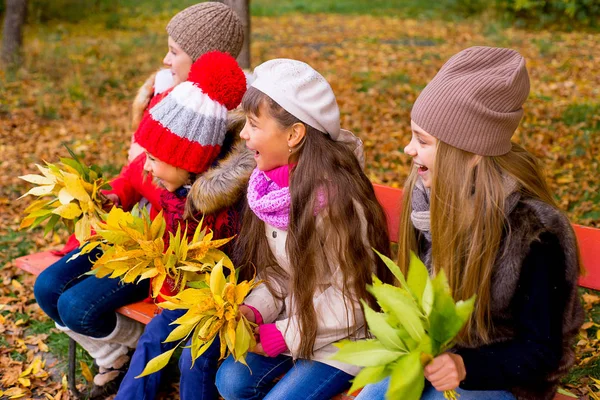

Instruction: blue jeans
[216,352,353,400]
[33,248,150,337]
[355,377,516,400]
[116,308,221,400]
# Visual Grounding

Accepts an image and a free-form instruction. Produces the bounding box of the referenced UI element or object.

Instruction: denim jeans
[33,247,150,338]
[355,377,516,400]
[116,308,221,400]
[216,352,353,400]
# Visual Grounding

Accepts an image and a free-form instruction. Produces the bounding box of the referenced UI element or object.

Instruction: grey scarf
[410,175,521,266]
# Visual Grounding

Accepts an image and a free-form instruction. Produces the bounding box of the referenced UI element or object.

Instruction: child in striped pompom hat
[132,50,246,299]
[114,51,247,400]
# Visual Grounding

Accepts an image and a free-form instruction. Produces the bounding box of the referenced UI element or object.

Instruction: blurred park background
[0,0,599,398]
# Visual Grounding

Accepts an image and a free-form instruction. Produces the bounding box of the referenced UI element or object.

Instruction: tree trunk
[1,0,28,66]
[220,0,250,69]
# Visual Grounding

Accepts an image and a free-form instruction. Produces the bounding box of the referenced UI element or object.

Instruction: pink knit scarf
[247,167,291,230]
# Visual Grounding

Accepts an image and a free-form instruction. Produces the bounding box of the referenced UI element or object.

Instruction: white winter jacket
[244,202,374,376]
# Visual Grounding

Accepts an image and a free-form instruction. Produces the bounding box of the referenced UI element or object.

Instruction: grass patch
[101,161,124,178]
[23,313,98,383]
[46,325,96,380]
[252,0,453,18]
[355,71,412,92]
[25,313,96,386]
[36,99,61,120]
[532,93,553,102]
[482,21,514,47]
[11,351,27,362]
[19,0,455,22]
[14,312,31,325]
[27,318,56,335]
[562,103,600,129]
[587,288,600,323]
[0,229,35,266]
[26,0,198,24]
[563,288,600,386]
[582,210,600,220]
[564,357,600,385]
[532,37,557,57]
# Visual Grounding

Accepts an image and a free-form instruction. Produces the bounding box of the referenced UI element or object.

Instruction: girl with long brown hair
[357,47,584,400]
[215,59,393,399]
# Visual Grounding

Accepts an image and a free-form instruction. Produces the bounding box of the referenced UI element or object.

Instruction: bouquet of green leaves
[19,146,112,242]
[331,251,475,400]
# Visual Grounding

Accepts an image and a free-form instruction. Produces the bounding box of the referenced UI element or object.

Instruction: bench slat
[573,224,600,291]
[14,251,60,275]
[554,394,575,400]
[373,184,402,243]
[116,301,157,325]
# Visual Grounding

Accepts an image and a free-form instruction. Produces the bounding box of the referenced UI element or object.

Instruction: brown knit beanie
[411,46,530,156]
[166,2,244,61]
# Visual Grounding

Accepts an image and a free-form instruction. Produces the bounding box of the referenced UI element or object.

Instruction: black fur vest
[465,199,583,399]
[417,198,584,399]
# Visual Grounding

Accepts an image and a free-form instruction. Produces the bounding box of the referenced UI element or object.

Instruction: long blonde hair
[399,141,565,345]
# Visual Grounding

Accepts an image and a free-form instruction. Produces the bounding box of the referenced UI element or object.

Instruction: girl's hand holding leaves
[331,251,475,400]
[424,353,466,393]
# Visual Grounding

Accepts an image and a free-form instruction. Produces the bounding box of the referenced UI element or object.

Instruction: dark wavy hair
[233,87,393,358]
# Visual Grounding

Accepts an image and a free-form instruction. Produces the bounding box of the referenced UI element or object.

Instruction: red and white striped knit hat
[135,51,246,173]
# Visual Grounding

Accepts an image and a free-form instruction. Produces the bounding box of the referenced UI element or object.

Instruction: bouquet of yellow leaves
[84,206,233,298]
[19,147,112,242]
[137,259,262,378]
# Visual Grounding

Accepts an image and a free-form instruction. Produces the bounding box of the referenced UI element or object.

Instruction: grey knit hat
[166,2,244,61]
[411,46,530,156]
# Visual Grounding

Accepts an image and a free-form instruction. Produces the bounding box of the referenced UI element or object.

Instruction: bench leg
[68,338,83,399]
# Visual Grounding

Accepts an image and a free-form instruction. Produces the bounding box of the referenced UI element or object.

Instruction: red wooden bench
[15,184,597,399]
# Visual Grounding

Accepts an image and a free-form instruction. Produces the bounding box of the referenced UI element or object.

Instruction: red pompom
[188,51,247,111]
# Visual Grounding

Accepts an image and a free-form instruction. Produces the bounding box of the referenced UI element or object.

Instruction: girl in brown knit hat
[128,1,245,161]
[356,46,584,400]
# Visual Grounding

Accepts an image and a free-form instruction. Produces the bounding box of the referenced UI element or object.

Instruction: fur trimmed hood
[188,110,255,215]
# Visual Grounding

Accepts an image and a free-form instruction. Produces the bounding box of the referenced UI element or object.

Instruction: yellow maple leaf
[2,387,27,398]
[80,361,93,383]
[90,214,233,298]
[17,378,30,388]
[52,202,82,219]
